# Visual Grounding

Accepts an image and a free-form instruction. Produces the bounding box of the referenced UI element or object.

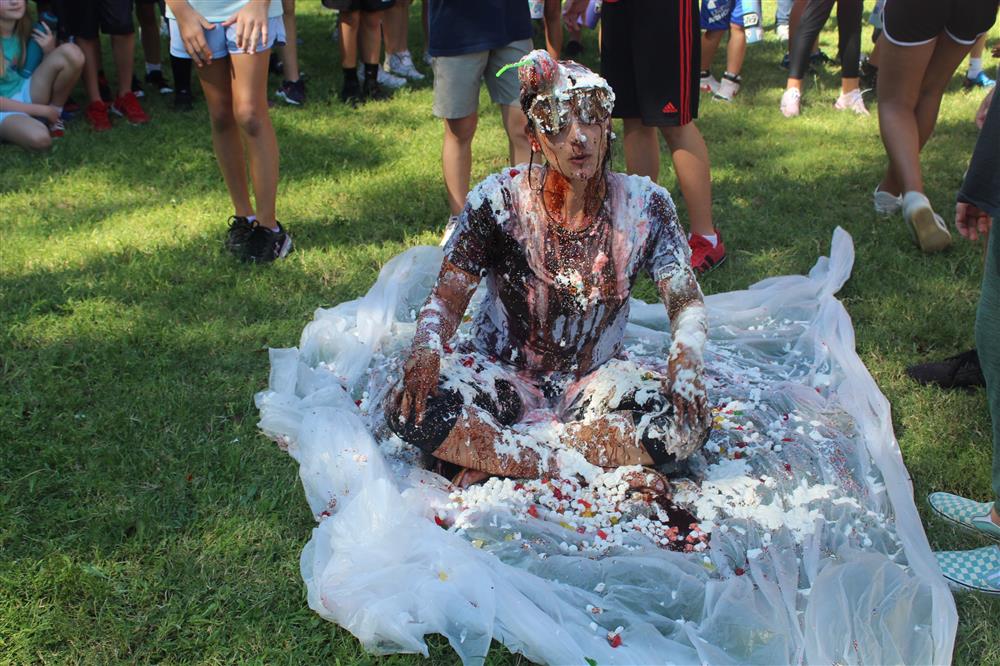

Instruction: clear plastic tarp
[255,228,956,665]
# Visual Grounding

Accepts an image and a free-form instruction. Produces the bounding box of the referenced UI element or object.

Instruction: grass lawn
[2,3,998,663]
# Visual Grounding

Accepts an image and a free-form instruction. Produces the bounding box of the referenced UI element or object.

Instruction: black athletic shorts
[347,0,396,11]
[882,0,998,46]
[61,0,135,38]
[600,0,700,127]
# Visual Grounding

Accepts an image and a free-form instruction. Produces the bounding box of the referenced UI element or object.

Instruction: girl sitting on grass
[164,0,293,263]
[0,0,83,151]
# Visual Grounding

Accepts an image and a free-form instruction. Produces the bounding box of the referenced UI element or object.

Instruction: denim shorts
[168,15,286,60]
[0,78,32,127]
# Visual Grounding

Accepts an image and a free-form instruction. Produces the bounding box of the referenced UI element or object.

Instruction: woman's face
[535,113,610,183]
[0,0,26,21]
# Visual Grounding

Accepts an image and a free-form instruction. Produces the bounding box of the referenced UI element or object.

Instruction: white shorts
[168,16,286,60]
[0,78,33,127]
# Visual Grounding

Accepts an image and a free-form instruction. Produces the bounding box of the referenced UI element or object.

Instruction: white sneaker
[385,51,425,81]
[713,76,741,102]
[776,23,789,42]
[780,87,801,117]
[358,68,407,89]
[834,88,870,116]
[902,191,952,253]
[873,186,902,216]
[700,73,720,94]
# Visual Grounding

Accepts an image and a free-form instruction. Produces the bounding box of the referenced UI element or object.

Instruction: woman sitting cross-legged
[386,51,711,492]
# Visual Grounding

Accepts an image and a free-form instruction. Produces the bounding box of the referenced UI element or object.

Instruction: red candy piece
[443,342,453,354]
[596,529,608,540]
[509,169,520,177]
[608,634,622,648]
[434,515,446,527]
[734,567,746,576]
[527,505,540,518]
[461,356,475,368]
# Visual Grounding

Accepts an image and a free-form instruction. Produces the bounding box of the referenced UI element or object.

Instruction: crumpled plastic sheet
[255,228,957,665]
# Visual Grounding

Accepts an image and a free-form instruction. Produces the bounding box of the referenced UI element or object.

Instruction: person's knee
[233,101,266,136]
[23,127,52,151]
[445,115,477,143]
[206,101,236,132]
[58,43,85,71]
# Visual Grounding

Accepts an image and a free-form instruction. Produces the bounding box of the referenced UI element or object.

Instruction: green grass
[2,4,999,664]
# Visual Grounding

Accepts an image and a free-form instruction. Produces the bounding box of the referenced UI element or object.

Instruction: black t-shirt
[444,167,691,378]
[427,0,532,57]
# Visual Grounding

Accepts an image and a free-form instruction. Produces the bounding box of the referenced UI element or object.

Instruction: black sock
[342,66,358,87]
[364,63,379,82]
[170,55,192,93]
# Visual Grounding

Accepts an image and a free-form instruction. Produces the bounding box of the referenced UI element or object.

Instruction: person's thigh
[432,52,487,119]
[228,49,271,114]
[484,38,531,106]
[194,57,235,115]
[875,37,936,108]
[919,32,977,97]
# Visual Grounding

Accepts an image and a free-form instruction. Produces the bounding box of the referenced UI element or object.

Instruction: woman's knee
[22,125,53,151]
[57,43,86,71]
[233,101,267,136]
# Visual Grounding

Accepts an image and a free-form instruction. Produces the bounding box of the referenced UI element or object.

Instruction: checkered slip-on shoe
[935,545,1000,595]
[928,492,1000,542]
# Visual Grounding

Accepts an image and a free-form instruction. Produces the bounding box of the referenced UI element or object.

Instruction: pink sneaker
[834,88,870,116]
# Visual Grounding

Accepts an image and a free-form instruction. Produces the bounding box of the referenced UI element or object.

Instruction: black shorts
[882,0,998,46]
[600,0,700,126]
[338,0,396,11]
[61,0,135,38]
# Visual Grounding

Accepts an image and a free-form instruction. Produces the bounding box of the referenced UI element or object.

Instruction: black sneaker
[131,74,145,98]
[243,222,293,263]
[276,79,306,106]
[860,58,878,91]
[173,89,194,111]
[225,215,255,257]
[810,49,834,66]
[362,77,390,102]
[906,349,985,389]
[340,81,362,107]
[269,52,284,76]
[145,69,174,94]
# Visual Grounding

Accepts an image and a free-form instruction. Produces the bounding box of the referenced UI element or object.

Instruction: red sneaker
[49,118,65,138]
[85,100,113,132]
[689,230,727,274]
[112,91,150,125]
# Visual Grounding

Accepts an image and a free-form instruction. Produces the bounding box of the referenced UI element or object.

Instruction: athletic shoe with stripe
[873,186,902,216]
[689,230,726,274]
[243,221,293,263]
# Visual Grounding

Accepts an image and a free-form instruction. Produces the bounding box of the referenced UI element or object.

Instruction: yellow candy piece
[439,571,449,581]
[471,539,486,549]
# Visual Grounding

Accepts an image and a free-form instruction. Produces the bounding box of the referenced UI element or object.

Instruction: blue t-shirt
[427,0,532,57]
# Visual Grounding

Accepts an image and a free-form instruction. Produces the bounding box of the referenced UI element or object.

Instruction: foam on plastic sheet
[255,228,957,665]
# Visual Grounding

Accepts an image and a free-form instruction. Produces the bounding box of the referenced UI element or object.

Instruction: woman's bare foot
[452,467,493,488]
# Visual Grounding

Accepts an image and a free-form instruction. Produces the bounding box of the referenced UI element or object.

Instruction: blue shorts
[0,78,33,127]
[168,16,286,60]
[700,0,746,30]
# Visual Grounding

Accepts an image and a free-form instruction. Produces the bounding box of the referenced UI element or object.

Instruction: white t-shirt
[166,0,283,23]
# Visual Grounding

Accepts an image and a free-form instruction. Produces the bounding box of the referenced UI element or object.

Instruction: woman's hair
[0,6,33,79]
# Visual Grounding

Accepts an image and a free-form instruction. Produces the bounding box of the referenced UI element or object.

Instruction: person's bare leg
[230,49,280,228]
[443,113,477,214]
[914,36,978,145]
[0,115,52,150]
[841,76,860,94]
[622,118,661,181]
[661,123,715,237]
[280,0,300,81]
[361,10,384,65]
[339,10,359,68]
[701,30,724,72]
[29,43,85,106]
[195,58,254,219]
[136,2,161,68]
[725,24,746,75]
[500,103,531,166]
[543,0,562,58]
[76,37,103,103]
[384,0,410,55]
[110,33,136,97]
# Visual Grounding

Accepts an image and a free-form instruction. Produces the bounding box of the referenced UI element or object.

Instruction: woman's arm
[655,265,710,433]
[0,98,58,123]
[395,260,481,426]
[164,0,216,66]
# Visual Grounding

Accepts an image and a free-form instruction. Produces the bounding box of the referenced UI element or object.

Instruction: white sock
[247,215,257,223]
[968,58,983,79]
[690,233,718,247]
[145,63,161,75]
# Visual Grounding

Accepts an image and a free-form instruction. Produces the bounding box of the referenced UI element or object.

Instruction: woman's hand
[665,349,710,436]
[223,1,269,54]
[32,104,60,125]
[394,347,441,427]
[31,22,56,55]
[955,202,992,242]
[172,3,216,67]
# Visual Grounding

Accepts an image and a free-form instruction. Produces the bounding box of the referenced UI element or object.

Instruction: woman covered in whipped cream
[386,51,710,492]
